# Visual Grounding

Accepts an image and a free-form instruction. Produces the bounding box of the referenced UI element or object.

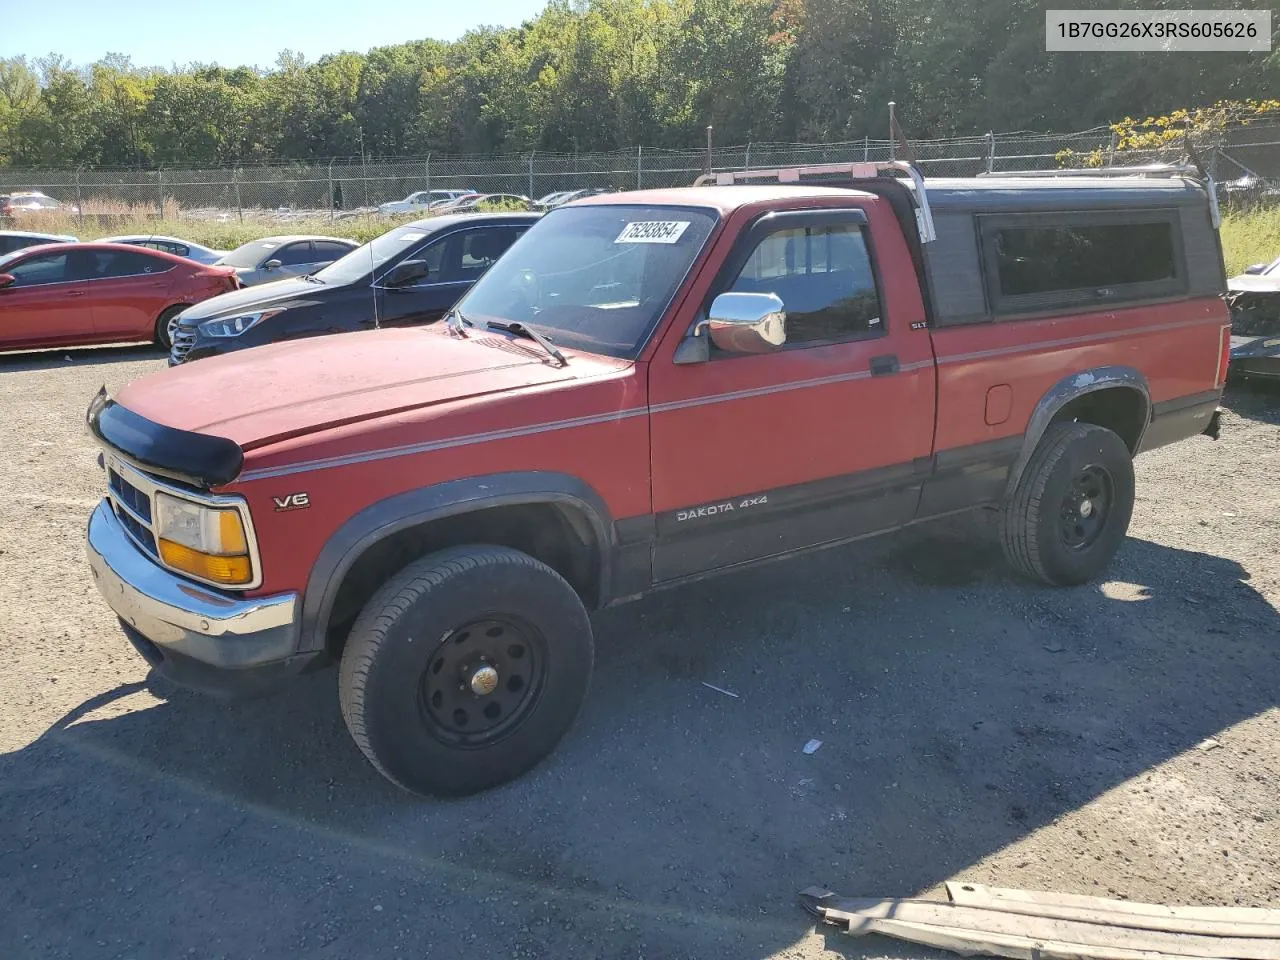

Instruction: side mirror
[384,259,430,287]
[706,292,787,354]
[1244,263,1267,275]
[263,259,282,270]
[0,273,14,289]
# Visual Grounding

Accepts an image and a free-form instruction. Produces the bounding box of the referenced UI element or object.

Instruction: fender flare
[1003,366,1151,501]
[297,471,615,654]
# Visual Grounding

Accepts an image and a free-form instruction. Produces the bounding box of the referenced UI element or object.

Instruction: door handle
[869,354,900,377]
[66,289,87,297]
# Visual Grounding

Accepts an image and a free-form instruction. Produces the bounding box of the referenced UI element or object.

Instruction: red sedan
[0,242,240,352]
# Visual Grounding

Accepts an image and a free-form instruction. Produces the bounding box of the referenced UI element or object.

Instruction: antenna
[370,231,380,328]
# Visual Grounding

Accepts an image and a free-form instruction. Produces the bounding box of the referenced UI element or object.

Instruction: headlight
[154,492,253,586]
[200,310,280,338]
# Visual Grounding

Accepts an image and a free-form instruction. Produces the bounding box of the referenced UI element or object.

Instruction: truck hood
[1227,273,1280,294]
[114,327,612,451]
[180,276,320,322]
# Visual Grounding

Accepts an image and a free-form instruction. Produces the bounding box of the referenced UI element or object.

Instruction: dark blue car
[168,212,540,364]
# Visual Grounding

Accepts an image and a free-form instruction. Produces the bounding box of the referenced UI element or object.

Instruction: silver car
[97,234,229,265]
[378,189,476,216]
[0,230,78,255]
[215,235,360,286]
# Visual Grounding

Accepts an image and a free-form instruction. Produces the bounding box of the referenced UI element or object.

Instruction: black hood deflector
[86,386,244,488]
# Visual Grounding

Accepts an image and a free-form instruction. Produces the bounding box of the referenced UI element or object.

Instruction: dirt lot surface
[1,345,1277,960]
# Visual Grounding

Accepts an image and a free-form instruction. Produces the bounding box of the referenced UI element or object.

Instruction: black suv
[169,212,540,364]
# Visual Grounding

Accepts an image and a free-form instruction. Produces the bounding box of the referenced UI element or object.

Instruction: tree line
[0,0,1275,169]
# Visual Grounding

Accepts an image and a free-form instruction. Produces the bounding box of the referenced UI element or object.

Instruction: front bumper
[86,500,312,696]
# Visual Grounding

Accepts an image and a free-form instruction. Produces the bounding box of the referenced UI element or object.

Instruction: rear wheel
[338,544,594,797]
[1000,422,1135,586]
[154,305,187,350]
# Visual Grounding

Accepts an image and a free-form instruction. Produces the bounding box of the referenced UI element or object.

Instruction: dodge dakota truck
[85,161,1229,797]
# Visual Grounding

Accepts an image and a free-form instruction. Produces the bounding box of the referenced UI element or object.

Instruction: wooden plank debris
[799,884,1280,960]
[946,884,1280,939]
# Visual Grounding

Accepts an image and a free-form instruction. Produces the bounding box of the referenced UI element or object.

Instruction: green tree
[0,57,41,163]
[1,0,1277,167]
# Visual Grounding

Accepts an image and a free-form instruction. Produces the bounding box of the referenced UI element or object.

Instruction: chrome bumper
[86,499,299,670]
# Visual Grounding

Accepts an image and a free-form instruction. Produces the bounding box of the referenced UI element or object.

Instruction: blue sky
[1,0,551,69]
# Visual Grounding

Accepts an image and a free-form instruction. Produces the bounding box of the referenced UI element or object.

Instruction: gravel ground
[0,345,1277,960]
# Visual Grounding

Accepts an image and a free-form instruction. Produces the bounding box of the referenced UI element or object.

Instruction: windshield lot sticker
[615,221,691,244]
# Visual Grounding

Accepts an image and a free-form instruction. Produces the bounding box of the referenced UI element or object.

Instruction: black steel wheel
[419,616,546,747]
[1059,464,1114,551]
[339,544,594,797]
[1000,422,1135,586]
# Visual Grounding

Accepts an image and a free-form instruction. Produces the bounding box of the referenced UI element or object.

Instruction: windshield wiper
[301,273,324,283]
[486,319,567,366]
[443,307,473,337]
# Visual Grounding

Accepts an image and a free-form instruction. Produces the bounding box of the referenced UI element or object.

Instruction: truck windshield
[454,204,719,359]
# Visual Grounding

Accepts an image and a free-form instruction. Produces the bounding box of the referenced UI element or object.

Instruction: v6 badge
[272,492,310,512]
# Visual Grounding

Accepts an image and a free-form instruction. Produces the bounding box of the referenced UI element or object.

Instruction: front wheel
[338,545,594,797]
[1000,422,1135,586]
[154,305,187,350]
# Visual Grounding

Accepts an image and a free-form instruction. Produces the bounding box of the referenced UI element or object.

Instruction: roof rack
[975,162,1200,179]
[693,160,937,243]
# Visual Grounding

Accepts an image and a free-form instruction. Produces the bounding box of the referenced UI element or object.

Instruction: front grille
[170,324,197,364]
[114,504,158,555]
[107,468,152,522]
[106,463,159,557]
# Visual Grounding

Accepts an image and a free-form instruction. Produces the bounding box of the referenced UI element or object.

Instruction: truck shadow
[1224,378,1280,425]
[0,343,165,372]
[3,526,1277,958]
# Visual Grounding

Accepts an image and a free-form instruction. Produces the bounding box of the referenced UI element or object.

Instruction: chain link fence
[2,122,1278,224]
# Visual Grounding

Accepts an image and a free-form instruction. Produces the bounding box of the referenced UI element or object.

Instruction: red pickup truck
[85,162,1229,796]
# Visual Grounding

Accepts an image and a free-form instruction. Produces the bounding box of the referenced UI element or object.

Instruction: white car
[215,235,360,286]
[378,189,476,216]
[97,234,229,265]
[1,191,80,216]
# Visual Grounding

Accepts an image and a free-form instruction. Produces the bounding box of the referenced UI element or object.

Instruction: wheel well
[322,502,601,659]
[155,303,190,340]
[1049,386,1148,453]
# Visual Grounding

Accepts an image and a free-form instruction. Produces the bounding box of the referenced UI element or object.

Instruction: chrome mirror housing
[707,291,787,354]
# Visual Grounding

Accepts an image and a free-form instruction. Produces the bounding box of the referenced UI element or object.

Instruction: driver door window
[85,250,171,279]
[7,252,71,287]
[442,227,525,283]
[273,242,318,266]
[717,224,882,349]
[402,238,447,284]
[313,241,353,262]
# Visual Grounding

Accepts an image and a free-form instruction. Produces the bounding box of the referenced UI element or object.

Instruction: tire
[154,305,186,350]
[338,544,594,797]
[999,422,1135,587]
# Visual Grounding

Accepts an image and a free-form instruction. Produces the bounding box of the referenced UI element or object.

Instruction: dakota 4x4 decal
[676,494,768,522]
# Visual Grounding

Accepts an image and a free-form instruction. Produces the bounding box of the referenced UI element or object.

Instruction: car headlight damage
[200,310,280,338]
[154,492,252,586]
